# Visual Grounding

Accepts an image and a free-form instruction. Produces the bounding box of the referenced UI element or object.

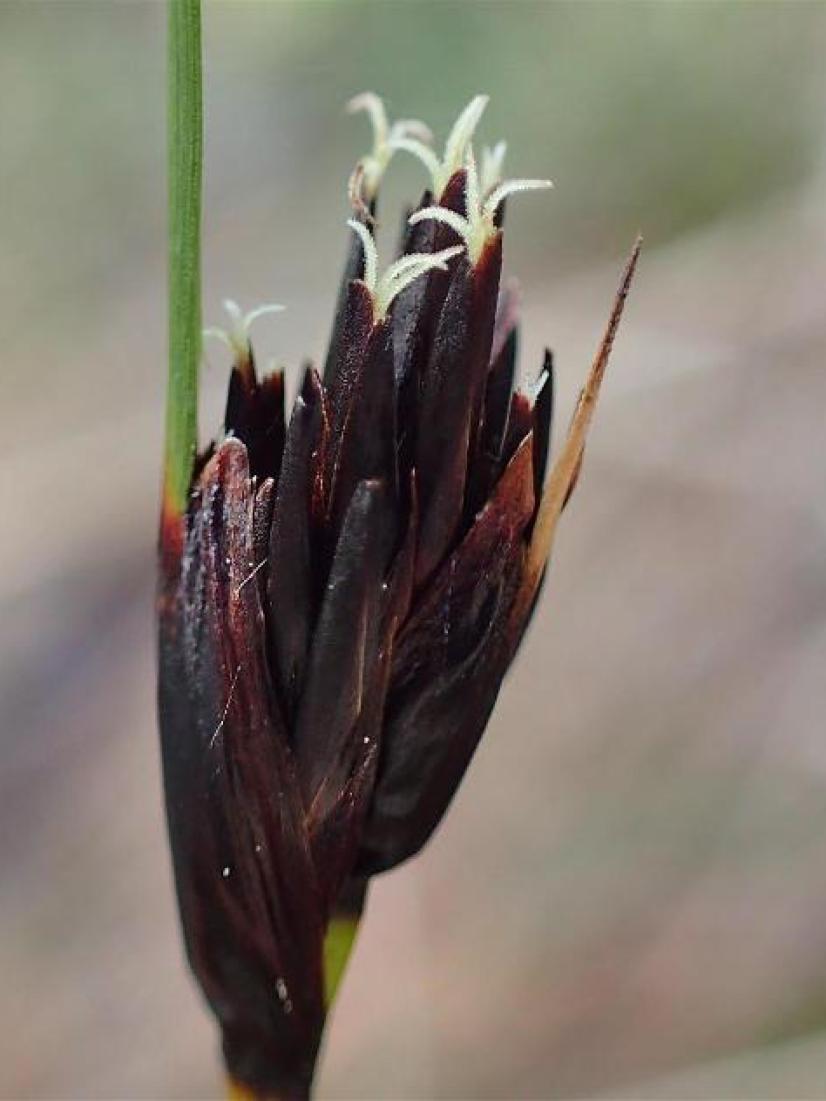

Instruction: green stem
[165,0,203,517]
[322,877,368,1010]
[323,916,360,1009]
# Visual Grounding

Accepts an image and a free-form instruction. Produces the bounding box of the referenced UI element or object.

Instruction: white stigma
[203,299,284,360]
[346,218,462,320]
[409,147,552,265]
[481,141,507,195]
[443,96,489,183]
[485,177,554,219]
[391,93,489,199]
[346,219,379,292]
[376,247,464,317]
[347,92,434,202]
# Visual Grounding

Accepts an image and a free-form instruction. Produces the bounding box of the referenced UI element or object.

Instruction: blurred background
[2,1,826,1097]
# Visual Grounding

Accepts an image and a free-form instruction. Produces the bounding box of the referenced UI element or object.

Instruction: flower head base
[410,148,552,264]
[390,93,489,199]
[345,218,462,319]
[203,298,284,362]
[347,92,433,205]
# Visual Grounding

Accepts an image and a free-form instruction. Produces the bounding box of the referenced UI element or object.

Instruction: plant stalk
[164,0,202,520]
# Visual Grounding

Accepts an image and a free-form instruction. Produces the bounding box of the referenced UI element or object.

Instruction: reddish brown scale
[392,436,534,695]
[293,479,396,809]
[329,316,398,542]
[464,323,518,521]
[251,478,275,602]
[463,243,509,476]
[306,736,379,912]
[307,485,418,905]
[323,205,371,382]
[224,358,286,483]
[358,435,535,873]
[396,171,471,416]
[414,231,503,587]
[381,471,419,634]
[391,170,468,476]
[489,279,521,365]
[464,280,523,524]
[321,280,374,488]
[500,388,534,470]
[391,198,437,475]
[439,168,469,217]
[410,167,469,340]
[306,372,332,544]
[532,349,555,514]
[267,370,326,723]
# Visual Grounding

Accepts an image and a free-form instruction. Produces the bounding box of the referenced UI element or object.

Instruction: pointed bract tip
[584,234,642,401]
[521,236,642,601]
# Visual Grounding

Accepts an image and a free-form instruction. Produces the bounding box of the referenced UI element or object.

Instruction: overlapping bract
[158,94,637,1097]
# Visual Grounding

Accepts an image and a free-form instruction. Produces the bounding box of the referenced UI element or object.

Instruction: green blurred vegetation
[203,1,825,258]
[2,1,824,369]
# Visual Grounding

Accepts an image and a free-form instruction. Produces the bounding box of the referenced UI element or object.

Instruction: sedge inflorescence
[158,91,638,1100]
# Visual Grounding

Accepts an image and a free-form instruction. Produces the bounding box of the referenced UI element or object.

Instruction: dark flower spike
[159,84,641,1101]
